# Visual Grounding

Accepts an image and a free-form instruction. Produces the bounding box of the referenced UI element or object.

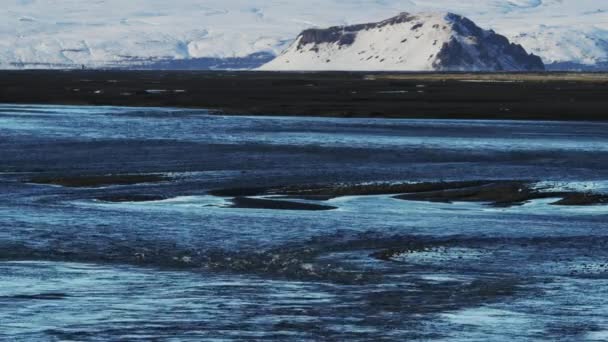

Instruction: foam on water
[441,307,530,327]
[587,331,608,341]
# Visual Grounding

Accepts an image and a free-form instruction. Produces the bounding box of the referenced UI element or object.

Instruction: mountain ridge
[260,12,544,71]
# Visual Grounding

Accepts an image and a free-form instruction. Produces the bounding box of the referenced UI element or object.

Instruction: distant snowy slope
[260,12,544,71]
[1,0,607,69]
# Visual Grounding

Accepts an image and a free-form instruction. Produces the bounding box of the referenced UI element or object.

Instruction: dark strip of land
[29,174,169,188]
[229,197,337,211]
[1,70,608,120]
[210,181,608,207]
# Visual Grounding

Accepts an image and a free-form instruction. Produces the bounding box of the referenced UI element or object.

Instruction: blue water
[2,104,608,341]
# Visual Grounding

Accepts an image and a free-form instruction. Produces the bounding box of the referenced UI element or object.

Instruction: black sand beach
[1,70,607,120]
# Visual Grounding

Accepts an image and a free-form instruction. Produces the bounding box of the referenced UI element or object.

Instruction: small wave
[4,233,608,285]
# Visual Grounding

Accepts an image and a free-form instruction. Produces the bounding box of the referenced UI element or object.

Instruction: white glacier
[1,0,607,69]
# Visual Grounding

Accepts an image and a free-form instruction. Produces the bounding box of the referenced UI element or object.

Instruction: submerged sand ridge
[209,180,608,208]
[25,176,608,208]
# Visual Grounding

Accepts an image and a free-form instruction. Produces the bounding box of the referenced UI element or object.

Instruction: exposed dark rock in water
[552,193,608,206]
[395,181,541,206]
[29,174,170,188]
[395,181,608,207]
[272,194,338,201]
[95,194,168,203]
[274,181,496,199]
[229,197,337,211]
[212,181,608,208]
[210,181,494,200]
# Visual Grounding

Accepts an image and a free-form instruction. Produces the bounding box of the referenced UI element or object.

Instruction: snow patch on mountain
[513,27,608,65]
[260,13,544,71]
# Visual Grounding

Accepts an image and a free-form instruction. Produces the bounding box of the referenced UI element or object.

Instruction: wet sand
[1,70,608,120]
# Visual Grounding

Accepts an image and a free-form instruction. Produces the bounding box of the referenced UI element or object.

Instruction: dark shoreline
[1,70,608,120]
[23,174,608,208]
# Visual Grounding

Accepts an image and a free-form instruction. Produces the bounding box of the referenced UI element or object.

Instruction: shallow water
[2,104,608,341]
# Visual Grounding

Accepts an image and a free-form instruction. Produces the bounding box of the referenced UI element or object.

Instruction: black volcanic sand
[211,181,608,207]
[209,181,492,199]
[29,174,170,188]
[26,174,608,207]
[1,70,608,120]
[551,193,608,206]
[394,181,553,207]
[229,197,337,211]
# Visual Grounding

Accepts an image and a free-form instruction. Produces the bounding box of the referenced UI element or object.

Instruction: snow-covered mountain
[1,0,607,70]
[260,12,544,71]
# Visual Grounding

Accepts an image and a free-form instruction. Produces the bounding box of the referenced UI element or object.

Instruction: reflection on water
[2,104,608,340]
